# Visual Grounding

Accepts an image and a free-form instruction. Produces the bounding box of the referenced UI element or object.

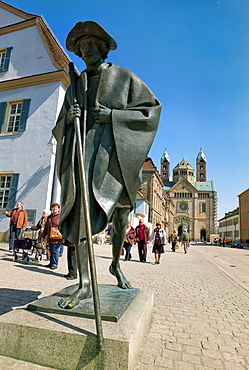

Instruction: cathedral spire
[160,149,170,181]
[196,148,207,181]
[161,148,170,163]
[196,147,206,162]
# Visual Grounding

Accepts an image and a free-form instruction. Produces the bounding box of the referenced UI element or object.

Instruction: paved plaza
[0,241,248,369]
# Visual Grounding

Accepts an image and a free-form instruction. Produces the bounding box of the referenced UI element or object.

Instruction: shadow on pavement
[0,288,41,316]
[1,253,65,277]
[94,254,112,260]
[14,264,65,278]
[95,254,157,264]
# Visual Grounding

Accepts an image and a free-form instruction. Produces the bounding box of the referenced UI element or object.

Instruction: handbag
[36,240,46,250]
[50,226,63,240]
[175,242,179,249]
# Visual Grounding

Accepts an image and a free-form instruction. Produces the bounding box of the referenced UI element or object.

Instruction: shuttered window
[0,47,13,73]
[6,102,22,132]
[0,102,7,133]
[0,99,31,134]
[0,173,19,209]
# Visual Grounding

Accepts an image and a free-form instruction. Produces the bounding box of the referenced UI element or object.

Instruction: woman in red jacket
[41,203,64,270]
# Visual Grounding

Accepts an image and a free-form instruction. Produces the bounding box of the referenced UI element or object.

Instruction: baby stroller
[13,230,38,263]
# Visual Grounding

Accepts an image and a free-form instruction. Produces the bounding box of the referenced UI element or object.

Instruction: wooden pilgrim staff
[69,61,104,351]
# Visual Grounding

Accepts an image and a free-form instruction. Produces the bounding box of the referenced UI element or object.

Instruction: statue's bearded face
[79,36,103,66]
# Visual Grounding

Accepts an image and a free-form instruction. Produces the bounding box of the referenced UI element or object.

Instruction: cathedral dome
[173,159,194,171]
[173,159,194,183]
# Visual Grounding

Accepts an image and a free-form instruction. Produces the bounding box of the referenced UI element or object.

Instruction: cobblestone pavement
[0,242,249,369]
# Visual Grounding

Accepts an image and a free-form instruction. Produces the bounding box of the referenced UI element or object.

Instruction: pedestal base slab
[0,288,154,370]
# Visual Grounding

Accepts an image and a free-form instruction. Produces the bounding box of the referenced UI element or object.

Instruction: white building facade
[0,2,70,240]
[218,208,240,243]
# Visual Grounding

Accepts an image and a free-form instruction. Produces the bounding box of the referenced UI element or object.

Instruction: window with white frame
[0,99,31,134]
[0,174,11,208]
[6,102,22,132]
[0,173,19,209]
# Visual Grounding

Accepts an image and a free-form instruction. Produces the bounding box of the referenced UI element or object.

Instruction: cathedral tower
[196,148,207,182]
[160,149,170,181]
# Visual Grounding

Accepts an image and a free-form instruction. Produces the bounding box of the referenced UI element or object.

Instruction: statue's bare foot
[109,264,132,289]
[58,285,92,309]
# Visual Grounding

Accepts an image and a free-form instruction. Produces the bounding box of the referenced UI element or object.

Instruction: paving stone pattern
[0,242,248,369]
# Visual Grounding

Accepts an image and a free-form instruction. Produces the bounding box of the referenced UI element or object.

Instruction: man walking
[182,229,190,254]
[5,202,28,251]
[135,219,150,262]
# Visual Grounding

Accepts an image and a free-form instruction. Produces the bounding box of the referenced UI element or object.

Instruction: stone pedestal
[0,288,153,370]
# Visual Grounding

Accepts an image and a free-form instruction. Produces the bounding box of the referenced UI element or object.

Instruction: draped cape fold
[52,63,161,245]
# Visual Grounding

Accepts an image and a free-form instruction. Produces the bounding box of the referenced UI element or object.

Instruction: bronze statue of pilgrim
[52,21,161,308]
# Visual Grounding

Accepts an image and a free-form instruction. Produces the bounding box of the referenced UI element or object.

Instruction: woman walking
[30,209,50,261]
[41,203,64,270]
[170,229,178,252]
[123,221,136,261]
[150,222,166,264]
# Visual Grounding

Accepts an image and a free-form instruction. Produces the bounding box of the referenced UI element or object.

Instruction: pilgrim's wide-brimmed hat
[66,21,117,54]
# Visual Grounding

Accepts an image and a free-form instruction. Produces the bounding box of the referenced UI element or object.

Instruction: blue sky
[6,0,249,219]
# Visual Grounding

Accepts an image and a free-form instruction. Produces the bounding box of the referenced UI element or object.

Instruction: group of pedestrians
[38,203,77,280]
[169,228,190,254]
[5,202,77,280]
[123,220,191,264]
[6,202,189,276]
[123,219,166,265]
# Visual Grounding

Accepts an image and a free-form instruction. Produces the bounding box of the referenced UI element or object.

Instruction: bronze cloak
[52,63,161,245]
